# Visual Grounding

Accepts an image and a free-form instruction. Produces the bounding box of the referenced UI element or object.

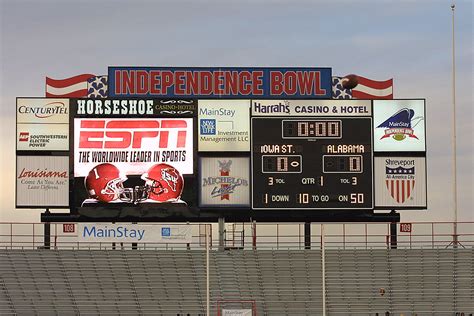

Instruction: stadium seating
[0,248,472,315]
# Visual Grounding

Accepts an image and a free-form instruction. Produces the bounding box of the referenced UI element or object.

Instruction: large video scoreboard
[16,67,427,223]
[251,100,373,210]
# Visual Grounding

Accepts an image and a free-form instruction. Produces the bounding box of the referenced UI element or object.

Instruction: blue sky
[0,0,472,223]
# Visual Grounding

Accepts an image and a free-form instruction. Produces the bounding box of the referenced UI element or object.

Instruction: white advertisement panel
[74,118,193,176]
[16,123,69,151]
[17,98,69,124]
[16,156,69,207]
[77,223,192,243]
[222,310,253,316]
[200,157,250,207]
[252,99,372,116]
[374,157,427,208]
[373,99,425,152]
[198,100,250,151]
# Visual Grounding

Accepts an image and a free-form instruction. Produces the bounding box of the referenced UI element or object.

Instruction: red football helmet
[84,163,130,203]
[141,163,184,202]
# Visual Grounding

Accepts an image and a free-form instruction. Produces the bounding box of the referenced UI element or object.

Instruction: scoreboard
[252,101,373,210]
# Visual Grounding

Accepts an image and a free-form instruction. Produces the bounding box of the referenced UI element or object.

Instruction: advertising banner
[373,99,426,152]
[198,100,250,151]
[17,98,69,124]
[108,67,332,99]
[252,100,372,116]
[16,156,69,207]
[73,117,193,208]
[222,310,253,316]
[374,157,427,208]
[77,223,192,243]
[16,124,69,151]
[72,99,197,117]
[200,157,250,207]
[74,117,193,176]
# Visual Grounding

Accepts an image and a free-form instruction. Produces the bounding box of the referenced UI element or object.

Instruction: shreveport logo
[384,159,416,204]
[376,108,423,141]
[18,101,68,118]
[202,160,248,200]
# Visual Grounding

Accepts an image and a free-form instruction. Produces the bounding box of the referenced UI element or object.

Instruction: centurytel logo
[202,160,248,200]
[18,101,68,118]
[384,159,415,204]
[376,108,423,141]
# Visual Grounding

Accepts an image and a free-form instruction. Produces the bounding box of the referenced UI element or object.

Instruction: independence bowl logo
[376,108,423,141]
[384,159,416,204]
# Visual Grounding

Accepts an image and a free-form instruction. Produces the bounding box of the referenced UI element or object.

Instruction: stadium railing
[0,221,472,250]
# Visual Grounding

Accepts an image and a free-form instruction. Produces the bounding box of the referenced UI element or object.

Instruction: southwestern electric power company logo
[384,159,415,204]
[376,108,423,141]
[202,160,248,200]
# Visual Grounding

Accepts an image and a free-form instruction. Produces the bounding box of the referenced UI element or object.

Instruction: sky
[0,0,472,225]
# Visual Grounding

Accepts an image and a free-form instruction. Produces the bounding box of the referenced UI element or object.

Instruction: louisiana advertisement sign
[199,157,250,207]
[16,156,69,207]
[108,67,332,98]
[77,223,192,243]
[374,157,427,208]
[74,117,193,176]
[198,100,250,151]
[373,99,426,152]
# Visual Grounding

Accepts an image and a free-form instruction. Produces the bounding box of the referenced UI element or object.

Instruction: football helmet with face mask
[84,163,133,203]
[141,163,184,202]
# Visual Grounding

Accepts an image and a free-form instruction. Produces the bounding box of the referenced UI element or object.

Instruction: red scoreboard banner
[108,67,332,99]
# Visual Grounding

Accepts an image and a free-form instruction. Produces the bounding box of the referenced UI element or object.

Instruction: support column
[218,217,225,251]
[304,222,311,250]
[44,209,51,250]
[390,212,398,249]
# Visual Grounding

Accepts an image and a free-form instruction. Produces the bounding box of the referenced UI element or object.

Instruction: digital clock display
[252,117,373,210]
[283,120,342,139]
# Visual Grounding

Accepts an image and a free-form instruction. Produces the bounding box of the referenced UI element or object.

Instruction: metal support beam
[44,209,51,250]
[304,222,311,249]
[218,217,225,251]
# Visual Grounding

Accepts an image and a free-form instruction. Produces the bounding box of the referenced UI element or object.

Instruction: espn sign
[74,118,193,176]
[78,119,188,149]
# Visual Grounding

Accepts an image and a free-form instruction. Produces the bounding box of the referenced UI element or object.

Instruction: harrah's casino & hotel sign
[108,67,332,98]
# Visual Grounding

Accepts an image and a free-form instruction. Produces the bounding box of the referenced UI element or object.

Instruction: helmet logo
[161,168,179,191]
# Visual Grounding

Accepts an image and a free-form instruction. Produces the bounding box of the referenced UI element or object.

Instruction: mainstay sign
[198,100,250,151]
[108,67,332,99]
[77,223,192,243]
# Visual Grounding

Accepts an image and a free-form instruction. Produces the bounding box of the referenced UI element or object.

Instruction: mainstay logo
[376,108,423,141]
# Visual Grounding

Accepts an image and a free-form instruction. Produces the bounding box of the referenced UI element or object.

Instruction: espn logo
[19,132,29,142]
[78,119,189,149]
